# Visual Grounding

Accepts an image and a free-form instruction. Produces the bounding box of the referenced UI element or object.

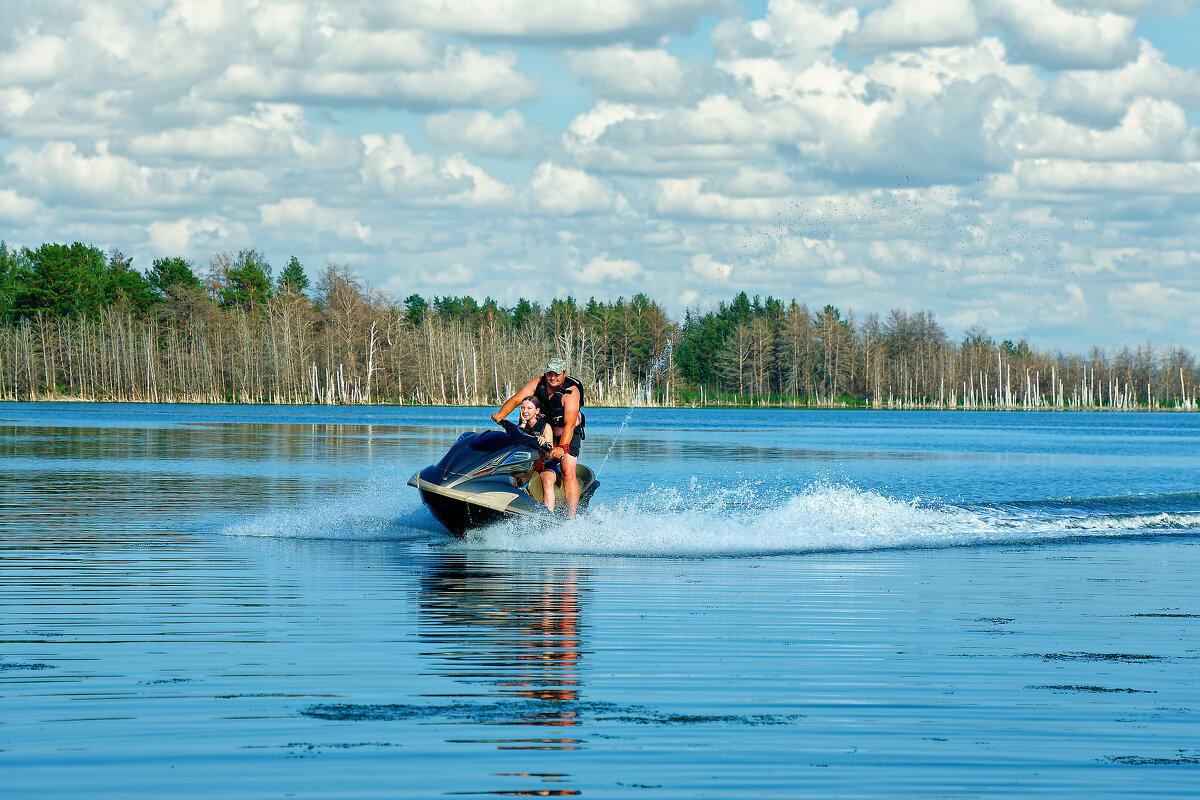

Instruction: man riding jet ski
[407,414,600,537]
[492,357,586,518]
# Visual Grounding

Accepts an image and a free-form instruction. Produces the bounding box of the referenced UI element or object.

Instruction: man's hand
[549,445,565,459]
[491,411,504,424]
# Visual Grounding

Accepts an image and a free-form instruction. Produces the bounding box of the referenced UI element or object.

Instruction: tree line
[0,240,1196,410]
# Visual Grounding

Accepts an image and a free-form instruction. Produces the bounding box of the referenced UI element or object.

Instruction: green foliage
[403,294,428,326]
[220,249,272,310]
[511,298,539,327]
[676,308,732,387]
[148,257,202,296]
[0,241,24,319]
[434,295,482,323]
[479,297,502,320]
[104,249,157,313]
[962,325,994,350]
[8,237,1195,410]
[11,242,110,319]
[1002,338,1032,359]
[278,255,310,294]
[0,240,17,278]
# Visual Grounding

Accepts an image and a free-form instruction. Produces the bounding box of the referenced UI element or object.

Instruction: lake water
[2,403,1199,798]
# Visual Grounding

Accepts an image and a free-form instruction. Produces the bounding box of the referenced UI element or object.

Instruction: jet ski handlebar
[497,418,555,454]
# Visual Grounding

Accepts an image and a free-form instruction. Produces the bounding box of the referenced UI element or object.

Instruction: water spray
[597,339,674,475]
[593,234,766,477]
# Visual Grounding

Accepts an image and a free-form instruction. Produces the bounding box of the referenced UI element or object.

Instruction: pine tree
[221,249,273,311]
[277,255,310,294]
[148,257,203,296]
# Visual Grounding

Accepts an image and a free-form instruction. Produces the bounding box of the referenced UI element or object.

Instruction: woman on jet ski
[516,396,560,512]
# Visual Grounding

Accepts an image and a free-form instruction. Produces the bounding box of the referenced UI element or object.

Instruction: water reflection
[417,554,589,738]
[0,421,424,541]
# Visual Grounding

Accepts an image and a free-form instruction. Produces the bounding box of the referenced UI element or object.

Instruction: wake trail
[217,465,442,541]
[463,481,1200,557]
[214,465,1200,555]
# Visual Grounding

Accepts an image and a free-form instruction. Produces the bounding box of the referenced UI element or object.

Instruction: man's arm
[549,387,580,457]
[491,376,541,424]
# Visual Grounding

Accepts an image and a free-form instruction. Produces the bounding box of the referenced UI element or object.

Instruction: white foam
[217,470,1200,553]
[461,480,1200,557]
[1061,512,1200,531]
[218,466,441,541]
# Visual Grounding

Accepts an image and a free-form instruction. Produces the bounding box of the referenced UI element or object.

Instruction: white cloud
[359,134,514,207]
[130,104,355,166]
[0,188,43,222]
[5,141,195,208]
[2,0,1200,351]
[145,216,232,255]
[852,0,979,52]
[1058,282,1088,320]
[441,155,518,207]
[566,45,687,101]
[1016,98,1199,161]
[758,0,860,59]
[563,95,809,175]
[1047,41,1200,124]
[653,178,788,220]
[1060,0,1153,10]
[70,2,142,62]
[1108,281,1200,335]
[820,264,887,288]
[573,253,645,284]
[163,0,241,36]
[528,162,623,215]
[249,0,310,58]
[1015,159,1200,193]
[360,134,472,199]
[423,110,544,157]
[688,253,733,281]
[986,0,1139,69]
[312,28,441,73]
[710,166,794,197]
[381,0,730,38]
[204,44,538,107]
[0,35,72,87]
[7,5,540,115]
[260,198,371,242]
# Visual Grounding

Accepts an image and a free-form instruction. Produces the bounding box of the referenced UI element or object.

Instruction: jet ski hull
[408,429,600,537]
[417,485,522,533]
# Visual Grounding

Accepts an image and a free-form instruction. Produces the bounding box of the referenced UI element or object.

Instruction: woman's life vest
[535,375,585,436]
[517,415,554,450]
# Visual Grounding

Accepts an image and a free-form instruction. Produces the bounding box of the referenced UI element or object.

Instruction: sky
[2,0,1199,351]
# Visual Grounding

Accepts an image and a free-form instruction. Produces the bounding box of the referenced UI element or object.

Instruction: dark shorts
[562,436,581,458]
[550,426,582,459]
[540,438,580,474]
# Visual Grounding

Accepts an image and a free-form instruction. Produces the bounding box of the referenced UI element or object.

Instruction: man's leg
[561,454,579,518]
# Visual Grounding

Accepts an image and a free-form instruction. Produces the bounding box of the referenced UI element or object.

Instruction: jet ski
[408,420,600,536]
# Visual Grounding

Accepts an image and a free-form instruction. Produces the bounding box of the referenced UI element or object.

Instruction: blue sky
[1,0,1199,351]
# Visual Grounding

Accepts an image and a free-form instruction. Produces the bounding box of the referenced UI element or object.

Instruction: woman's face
[518,400,537,421]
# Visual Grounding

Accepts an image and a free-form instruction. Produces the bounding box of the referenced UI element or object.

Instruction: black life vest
[535,375,585,435]
[517,415,552,450]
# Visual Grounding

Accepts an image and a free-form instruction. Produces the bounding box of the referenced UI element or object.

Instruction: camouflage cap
[546,357,567,373]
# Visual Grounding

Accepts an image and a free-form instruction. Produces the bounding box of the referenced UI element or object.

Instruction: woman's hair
[520,395,541,411]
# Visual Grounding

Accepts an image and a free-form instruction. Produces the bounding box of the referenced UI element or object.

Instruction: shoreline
[0,397,1194,412]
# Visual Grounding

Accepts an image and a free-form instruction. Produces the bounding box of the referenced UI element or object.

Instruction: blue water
[2,403,1199,797]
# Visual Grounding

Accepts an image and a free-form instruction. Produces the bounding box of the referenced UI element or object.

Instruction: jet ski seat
[526,464,593,506]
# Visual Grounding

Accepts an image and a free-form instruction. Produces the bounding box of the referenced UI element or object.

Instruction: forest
[1,240,1197,410]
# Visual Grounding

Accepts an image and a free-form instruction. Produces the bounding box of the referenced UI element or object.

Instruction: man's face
[545,370,565,388]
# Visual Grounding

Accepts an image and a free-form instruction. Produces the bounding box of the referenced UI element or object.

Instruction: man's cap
[546,357,567,373]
